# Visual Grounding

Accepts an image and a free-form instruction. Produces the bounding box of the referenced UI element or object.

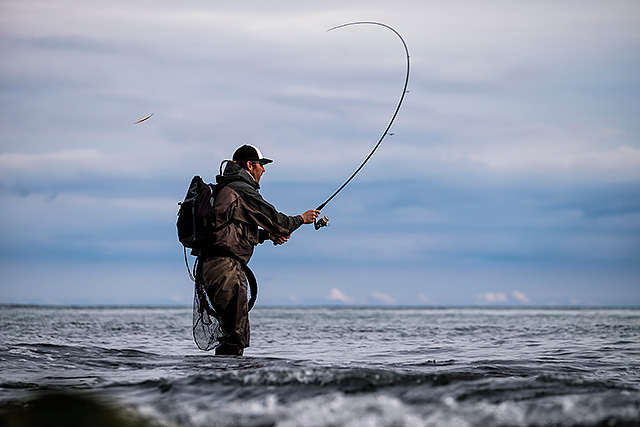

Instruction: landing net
[192,262,223,351]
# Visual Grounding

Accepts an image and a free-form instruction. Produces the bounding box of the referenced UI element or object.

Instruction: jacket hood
[216,160,260,189]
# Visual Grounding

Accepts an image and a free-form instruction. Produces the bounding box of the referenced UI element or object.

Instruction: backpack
[177,175,221,253]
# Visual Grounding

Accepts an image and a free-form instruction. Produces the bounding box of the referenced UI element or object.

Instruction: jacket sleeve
[235,183,304,236]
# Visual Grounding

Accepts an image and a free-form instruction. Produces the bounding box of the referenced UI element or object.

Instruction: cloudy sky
[1,0,638,306]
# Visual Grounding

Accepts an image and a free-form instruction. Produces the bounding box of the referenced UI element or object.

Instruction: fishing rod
[314,21,411,230]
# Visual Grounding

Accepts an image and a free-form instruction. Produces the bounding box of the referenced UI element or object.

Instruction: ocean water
[0,305,638,426]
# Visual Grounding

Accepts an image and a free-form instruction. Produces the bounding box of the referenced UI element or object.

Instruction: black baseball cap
[232,144,273,165]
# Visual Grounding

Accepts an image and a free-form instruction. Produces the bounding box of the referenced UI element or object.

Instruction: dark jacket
[208,161,304,264]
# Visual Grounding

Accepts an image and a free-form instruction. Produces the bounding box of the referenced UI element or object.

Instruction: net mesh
[192,260,223,351]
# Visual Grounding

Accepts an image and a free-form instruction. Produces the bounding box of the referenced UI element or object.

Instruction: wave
[2,343,637,392]
[2,344,639,426]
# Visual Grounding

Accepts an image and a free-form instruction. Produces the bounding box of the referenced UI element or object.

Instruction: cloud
[328,288,352,303]
[418,294,429,303]
[1,0,639,306]
[511,290,529,303]
[478,291,529,304]
[170,294,185,303]
[478,292,508,303]
[371,291,395,305]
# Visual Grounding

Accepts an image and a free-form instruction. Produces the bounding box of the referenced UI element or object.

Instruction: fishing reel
[314,216,330,230]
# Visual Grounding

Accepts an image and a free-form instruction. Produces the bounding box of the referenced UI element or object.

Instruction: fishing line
[314,22,410,229]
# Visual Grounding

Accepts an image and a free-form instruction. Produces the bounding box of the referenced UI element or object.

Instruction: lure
[134,113,154,124]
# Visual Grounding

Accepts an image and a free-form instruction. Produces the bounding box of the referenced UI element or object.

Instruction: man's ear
[244,160,252,170]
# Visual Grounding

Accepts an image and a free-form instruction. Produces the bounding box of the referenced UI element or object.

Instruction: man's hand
[270,234,291,245]
[301,209,321,224]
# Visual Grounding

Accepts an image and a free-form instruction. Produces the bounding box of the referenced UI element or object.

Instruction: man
[198,144,320,355]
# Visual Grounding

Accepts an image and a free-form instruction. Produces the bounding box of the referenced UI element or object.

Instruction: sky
[1,0,639,306]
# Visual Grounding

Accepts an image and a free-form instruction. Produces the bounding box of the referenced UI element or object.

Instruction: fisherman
[198,144,320,355]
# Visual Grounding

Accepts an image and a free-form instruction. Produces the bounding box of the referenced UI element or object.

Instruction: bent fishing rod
[314,21,410,230]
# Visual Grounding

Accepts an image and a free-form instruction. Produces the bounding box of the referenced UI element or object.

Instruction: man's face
[247,161,265,183]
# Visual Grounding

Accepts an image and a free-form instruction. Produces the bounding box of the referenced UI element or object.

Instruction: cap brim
[260,158,273,165]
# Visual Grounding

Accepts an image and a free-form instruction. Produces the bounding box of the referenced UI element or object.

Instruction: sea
[0,305,638,427]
